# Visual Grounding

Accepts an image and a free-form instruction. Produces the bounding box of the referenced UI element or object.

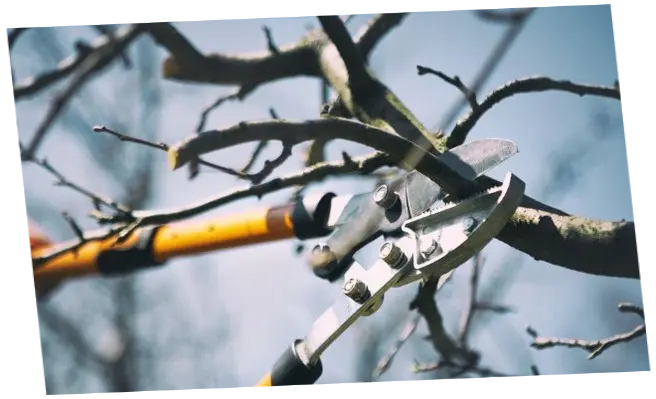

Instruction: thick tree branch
[318,16,373,95]
[166,118,472,196]
[448,77,621,147]
[354,13,409,60]
[500,207,638,279]
[527,303,646,360]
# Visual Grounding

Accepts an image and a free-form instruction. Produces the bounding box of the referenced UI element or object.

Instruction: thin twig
[21,25,144,160]
[26,155,132,217]
[372,271,455,378]
[373,313,421,378]
[92,125,251,181]
[61,212,85,242]
[434,7,534,142]
[448,76,621,147]
[417,65,478,108]
[196,89,248,133]
[411,359,508,378]
[240,107,277,173]
[262,26,280,55]
[458,254,483,346]
[98,152,394,239]
[526,303,646,360]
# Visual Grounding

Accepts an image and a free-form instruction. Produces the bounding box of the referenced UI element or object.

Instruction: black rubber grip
[291,194,335,240]
[270,340,322,386]
[97,226,164,275]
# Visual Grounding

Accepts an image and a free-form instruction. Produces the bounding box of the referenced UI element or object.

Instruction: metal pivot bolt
[312,244,332,256]
[379,242,406,269]
[461,217,478,235]
[342,278,371,303]
[373,184,398,209]
[420,238,440,258]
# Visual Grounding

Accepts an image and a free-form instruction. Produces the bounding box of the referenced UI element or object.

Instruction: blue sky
[11,4,647,392]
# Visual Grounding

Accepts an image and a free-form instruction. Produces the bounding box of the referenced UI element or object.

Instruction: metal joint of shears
[257,172,525,386]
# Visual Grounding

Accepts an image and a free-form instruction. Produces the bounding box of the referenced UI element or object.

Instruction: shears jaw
[393,172,525,287]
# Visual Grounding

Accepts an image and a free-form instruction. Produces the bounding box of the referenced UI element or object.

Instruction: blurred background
[8,4,648,394]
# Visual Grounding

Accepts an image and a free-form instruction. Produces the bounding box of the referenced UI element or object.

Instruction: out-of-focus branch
[371,268,456,378]
[447,77,621,147]
[25,155,132,217]
[21,25,144,161]
[37,152,392,262]
[240,107,277,173]
[318,16,373,95]
[411,277,477,364]
[353,13,408,60]
[526,303,646,360]
[14,25,138,100]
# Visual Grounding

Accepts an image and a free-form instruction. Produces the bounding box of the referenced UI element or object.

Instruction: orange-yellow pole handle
[32,204,297,289]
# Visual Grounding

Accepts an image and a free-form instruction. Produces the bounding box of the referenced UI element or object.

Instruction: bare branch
[354,13,409,60]
[527,303,646,360]
[14,25,140,100]
[21,25,144,160]
[166,118,471,195]
[448,76,621,147]
[26,155,132,217]
[417,65,478,108]
[318,15,373,94]
[92,125,252,182]
[412,359,508,378]
[410,277,476,363]
[195,89,246,133]
[262,25,280,55]
[457,254,483,345]
[91,25,132,68]
[61,212,85,242]
[240,108,277,173]
[407,8,536,170]
[373,314,421,378]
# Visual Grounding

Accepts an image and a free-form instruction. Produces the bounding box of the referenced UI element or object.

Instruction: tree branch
[448,76,621,147]
[92,125,256,183]
[8,27,30,51]
[14,25,139,100]
[25,155,132,218]
[82,152,394,241]
[21,25,144,160]
[526,303,646,360]
[417,65,478,108]
[354,13,409,60]
[166,118,472,196]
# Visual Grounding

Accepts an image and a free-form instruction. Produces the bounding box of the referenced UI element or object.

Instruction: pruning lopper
[250,140,526,386]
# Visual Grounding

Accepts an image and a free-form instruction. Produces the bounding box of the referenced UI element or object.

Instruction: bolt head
[420,238,440,258]
[342,278,370,303]
[462,217,478,234]
[373,184,398,209]
[379,242,405,268]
